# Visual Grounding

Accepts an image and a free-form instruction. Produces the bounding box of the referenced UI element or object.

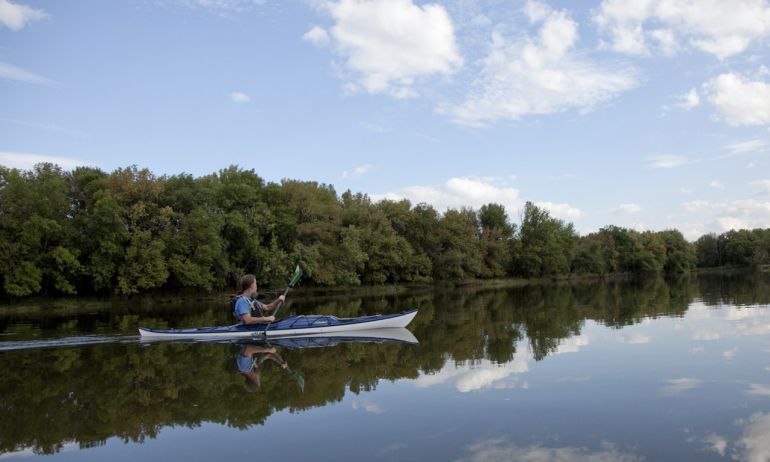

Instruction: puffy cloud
[681,199,770,231]
[446,1,636,126]
[677,87,700,110]
[372,177,522,214]
[701,434,728,456]
[342,163,374,179]
[735,413,770,462]
[611,203,642,214]
[704,71,770,127]
[414,344,530,393]
[536,201,583,220]
[0,0,45,30]
[302,26,330,47]
[595,0,770,59]
[0,151,92,170]
[312,0,462,98]
[553,335,589,354]
[0,61,52,85]
[230,92,250,103]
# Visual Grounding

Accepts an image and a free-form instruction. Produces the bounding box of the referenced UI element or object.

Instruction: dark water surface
[2,274,770,461]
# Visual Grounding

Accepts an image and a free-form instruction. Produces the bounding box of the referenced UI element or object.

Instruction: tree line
[1,163,768,297]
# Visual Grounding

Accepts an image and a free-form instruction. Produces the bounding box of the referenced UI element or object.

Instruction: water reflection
[1,273,770,460]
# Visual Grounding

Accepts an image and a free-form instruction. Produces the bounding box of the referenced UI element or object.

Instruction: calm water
[2,274,770,461]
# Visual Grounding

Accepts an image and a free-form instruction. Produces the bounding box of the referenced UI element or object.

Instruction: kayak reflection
[235,328,419,394]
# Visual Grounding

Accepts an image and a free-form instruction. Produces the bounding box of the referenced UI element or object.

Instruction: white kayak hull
[138,309,418,339]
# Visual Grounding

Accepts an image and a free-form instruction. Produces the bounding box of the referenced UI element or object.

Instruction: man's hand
[265,316,275,323]
[278,295,286,303]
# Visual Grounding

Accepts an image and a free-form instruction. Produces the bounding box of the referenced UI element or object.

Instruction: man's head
[238,274,257,296]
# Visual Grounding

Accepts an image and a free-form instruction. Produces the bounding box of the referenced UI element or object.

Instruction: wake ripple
[0,335,139,351]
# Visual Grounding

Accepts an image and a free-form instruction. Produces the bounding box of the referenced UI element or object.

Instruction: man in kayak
[233,274,286,325]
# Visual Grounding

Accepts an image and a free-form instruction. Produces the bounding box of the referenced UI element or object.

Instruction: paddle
[273,350,305,392]
[263,264,302,334]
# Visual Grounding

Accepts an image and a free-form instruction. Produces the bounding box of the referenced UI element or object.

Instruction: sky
[1,0,770,240]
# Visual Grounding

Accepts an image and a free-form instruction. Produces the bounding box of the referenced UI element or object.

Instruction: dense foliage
[0,163,764,297]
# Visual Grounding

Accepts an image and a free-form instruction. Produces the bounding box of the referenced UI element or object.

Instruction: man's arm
[240,312,275,325]
[262,294,286,312]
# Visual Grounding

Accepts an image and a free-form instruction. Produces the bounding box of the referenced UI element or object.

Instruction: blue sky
[1,0,770,239]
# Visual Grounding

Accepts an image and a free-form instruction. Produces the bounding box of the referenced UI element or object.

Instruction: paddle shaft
[262,283,293,334]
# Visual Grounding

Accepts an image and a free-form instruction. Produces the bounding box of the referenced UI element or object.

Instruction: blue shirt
[233,296,265,324]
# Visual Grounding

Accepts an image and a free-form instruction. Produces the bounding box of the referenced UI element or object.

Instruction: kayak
[138,309,418,339]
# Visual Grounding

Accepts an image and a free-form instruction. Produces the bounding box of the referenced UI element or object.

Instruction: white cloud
[446,1,637,126]
[0,0,45,30]
[677,87,700,110]
[373,177,522,214]
[351,400,384,414]
[661,377,702,394]
[680,187,694,195]
[724,139,770,155]
[0,151,92,170]
[456,439,644,462]
[646,154,690,168]
[302,25,330,47]
[709,180,725,190]
[611,203,642,214]
[0,61,52,85]
[702,434,728,457]
[704,71,770,127]
[553,335,589,354]
[681,199,770,231]
[315,0,462,98]
[414,345,530,393]
[342,163,374,179]
[748,384,770,396]
[595,0,770,59]
[735,413,770,462]
[230,92,250,103]
[536,201,583,220]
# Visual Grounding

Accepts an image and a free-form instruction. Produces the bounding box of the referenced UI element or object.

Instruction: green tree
[511,202,577,277]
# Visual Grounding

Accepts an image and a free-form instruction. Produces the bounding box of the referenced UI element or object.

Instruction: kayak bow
[138,309,418,339]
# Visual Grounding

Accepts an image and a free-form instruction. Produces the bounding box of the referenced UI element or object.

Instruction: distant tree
[511,202,577,277]
[695,233,723,267]
[478,203,514,278]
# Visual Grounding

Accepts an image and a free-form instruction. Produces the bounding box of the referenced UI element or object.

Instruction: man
[232,274,286,325]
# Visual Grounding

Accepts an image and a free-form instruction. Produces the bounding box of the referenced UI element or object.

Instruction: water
[2,274,770,461]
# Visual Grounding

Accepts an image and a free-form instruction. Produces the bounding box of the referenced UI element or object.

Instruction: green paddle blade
[291,370,305,392]
[288,265,302,287]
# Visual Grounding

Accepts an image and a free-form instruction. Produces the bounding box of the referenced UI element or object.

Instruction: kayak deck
[138,309,417,339]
